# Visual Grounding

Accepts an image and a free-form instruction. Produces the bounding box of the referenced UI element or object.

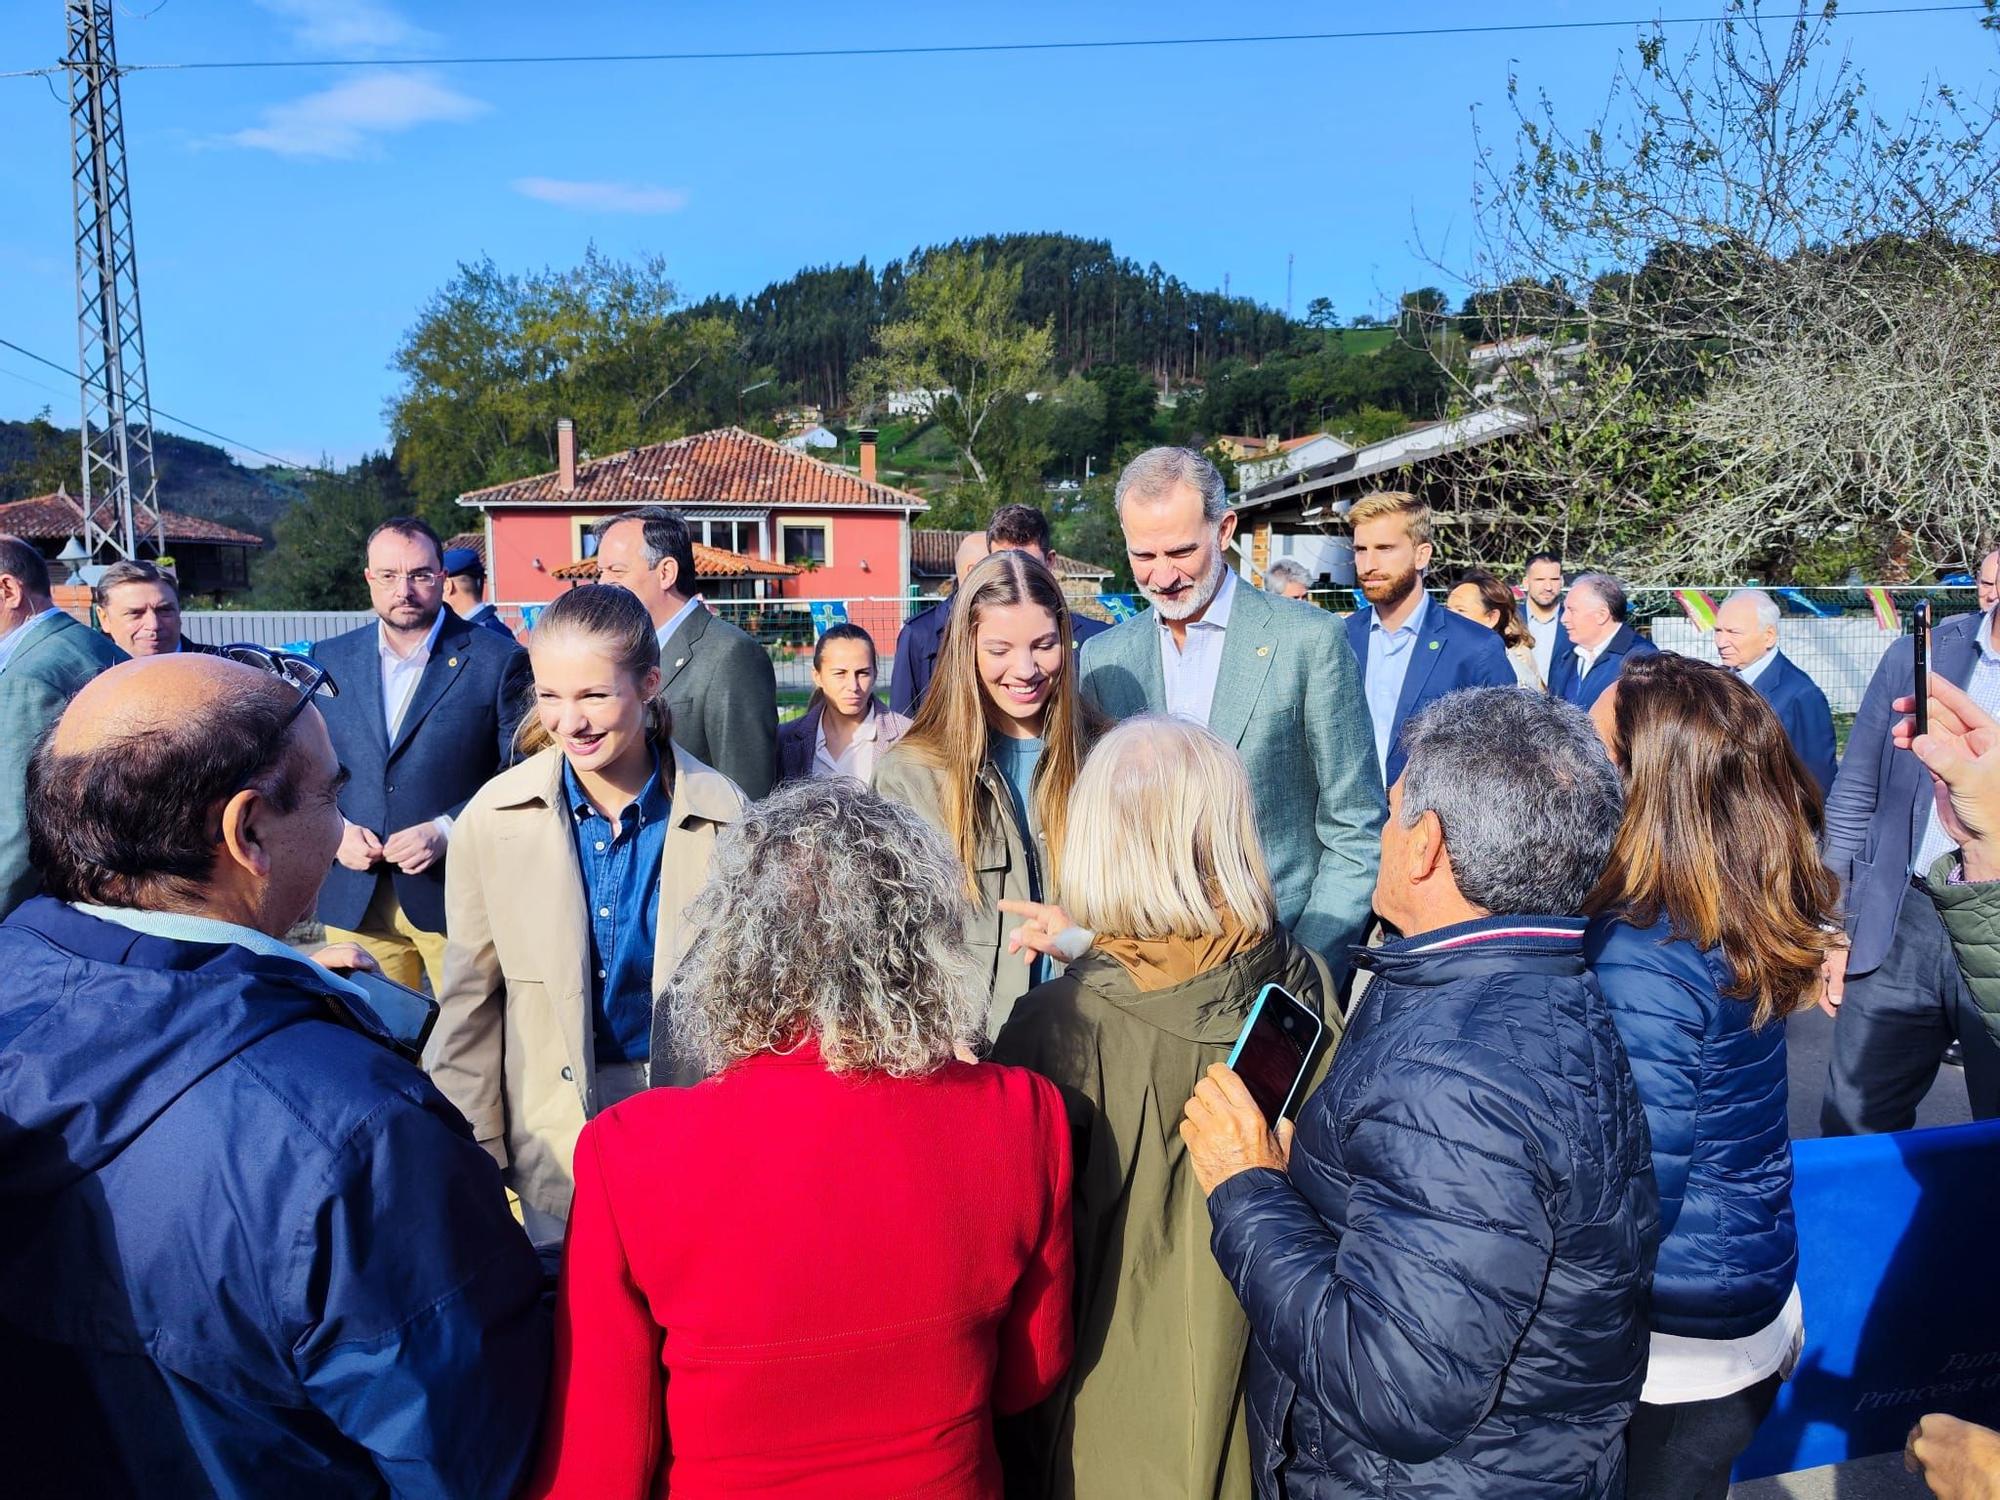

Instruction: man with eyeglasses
[0,651,549,1495]
[313,517,530,992]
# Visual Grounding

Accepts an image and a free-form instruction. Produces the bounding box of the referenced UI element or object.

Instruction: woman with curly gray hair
[527,779,1075,1500]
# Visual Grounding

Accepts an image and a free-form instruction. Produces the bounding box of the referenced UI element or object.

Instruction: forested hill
[684,233,1305,412]
[0,415,302,538]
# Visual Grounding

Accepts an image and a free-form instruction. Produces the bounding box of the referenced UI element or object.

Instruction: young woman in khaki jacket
[428,584,744,1248]
[875,551,1104,1033]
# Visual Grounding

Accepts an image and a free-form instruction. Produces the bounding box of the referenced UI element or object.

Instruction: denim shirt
[562,752,670,1064]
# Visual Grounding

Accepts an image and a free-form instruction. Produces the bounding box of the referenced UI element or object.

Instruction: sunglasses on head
[218,645,340,740]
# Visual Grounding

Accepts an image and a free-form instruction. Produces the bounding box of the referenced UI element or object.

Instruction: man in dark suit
[315,517,530,992]
[593,507,778,798]
[91,559,218,657]
[1714,588,1838,794]
[1343,492,1514,786]
[441,546,518,643]
[1820,602,2000,1133]
[889,532,986,716]
[1517,550,1574,688]
[0,535,125,917]
[1547,572,1657,709]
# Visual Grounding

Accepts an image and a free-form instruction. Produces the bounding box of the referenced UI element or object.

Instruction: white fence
[1650,618,1898,715]
[183,611,374,648]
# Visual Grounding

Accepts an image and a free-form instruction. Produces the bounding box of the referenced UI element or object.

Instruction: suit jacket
[463,602,518,643]
[1344,599,1517,785]
[1519,599,1575,687]
[1078,586,1385,976]
[0,612,125,917]
[429,742,746,1221]
[1547,622,1659,709]
[313,613,531,935]
[660,605,778,800]
[1749,649,1838,796]
[1824,609,1983,976]
[890,599,1108,718]
[775,698,911,786]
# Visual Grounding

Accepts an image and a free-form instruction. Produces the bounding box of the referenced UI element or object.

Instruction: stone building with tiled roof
[457,424,925,646]
[0,488,263,595]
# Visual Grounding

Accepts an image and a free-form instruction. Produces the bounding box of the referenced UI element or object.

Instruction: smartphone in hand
[1913,599,1932,739]
[1225,983,1326,1125]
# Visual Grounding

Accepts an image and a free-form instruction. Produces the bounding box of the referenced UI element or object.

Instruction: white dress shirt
[1157,567,1238,725]
[655,595,705,661]
[1572,636,1607,685]
[1524,605,1561,681]
[813,703,910,783]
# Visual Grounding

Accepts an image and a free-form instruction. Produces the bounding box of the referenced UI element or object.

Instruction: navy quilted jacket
[1587,911,1798,1340]
[1205,916,1659,1499]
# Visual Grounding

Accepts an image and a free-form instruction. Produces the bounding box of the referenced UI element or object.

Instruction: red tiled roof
[551,542,804,583]
[909,528,1112,582]
[458,426,928,512]
[443,531,486,563]
[0,490,262,547]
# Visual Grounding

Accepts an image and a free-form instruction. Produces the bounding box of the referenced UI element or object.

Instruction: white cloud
[254,0,436,55]
[511,178,692,215]
[221,73,487,159]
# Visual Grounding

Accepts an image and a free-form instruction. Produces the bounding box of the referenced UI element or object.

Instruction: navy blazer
[1344,599,1516,785]
[1547,622,1658,709]
[889,597,1108,717]
[1823,608,1984,976]
[314,613,531,935]
[1749,649,1838,796]
[1518,598,1575,687]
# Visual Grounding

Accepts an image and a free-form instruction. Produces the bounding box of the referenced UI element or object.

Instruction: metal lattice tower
[65,0,164,561]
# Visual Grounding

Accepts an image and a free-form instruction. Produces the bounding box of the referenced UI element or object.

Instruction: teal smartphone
[1224,982,1326,1123]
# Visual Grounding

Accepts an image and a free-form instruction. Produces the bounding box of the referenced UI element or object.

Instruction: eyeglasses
[363,568,441,588]
[218,645,339,740]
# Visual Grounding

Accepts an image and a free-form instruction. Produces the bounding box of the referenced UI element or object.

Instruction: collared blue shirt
[563,751,671,1064]
[1363,591,1429,774]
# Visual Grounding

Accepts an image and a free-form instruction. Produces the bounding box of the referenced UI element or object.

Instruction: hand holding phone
[1914,600,1933,740]
[1224,983,1326,1124]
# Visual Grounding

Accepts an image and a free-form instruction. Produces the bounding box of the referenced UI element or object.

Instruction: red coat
[526,1041,1074,1499]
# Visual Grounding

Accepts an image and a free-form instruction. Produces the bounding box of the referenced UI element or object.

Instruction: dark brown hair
[1452,568,1531,650]
[1584,652,1839,1027]
[364,516,443,569]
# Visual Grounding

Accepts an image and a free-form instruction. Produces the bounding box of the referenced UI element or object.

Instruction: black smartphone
[1225,983,1327,1124]
[328,968,440,1063]
[1913,599,1932,739]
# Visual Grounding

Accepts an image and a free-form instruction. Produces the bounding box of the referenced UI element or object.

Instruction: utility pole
[65,0,165,561]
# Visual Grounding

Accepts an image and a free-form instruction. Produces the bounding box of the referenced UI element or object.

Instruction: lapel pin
[675,657,687,668]
[1257,645,1270,657]
[1428,640,1441,651]
[447,657,458,667]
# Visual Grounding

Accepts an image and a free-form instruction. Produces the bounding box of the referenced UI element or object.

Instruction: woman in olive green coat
[876,551,1103,1033]
[992,714,1343,1500]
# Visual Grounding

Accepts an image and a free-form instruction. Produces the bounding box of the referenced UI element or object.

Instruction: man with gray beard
[1078,446,1384,977]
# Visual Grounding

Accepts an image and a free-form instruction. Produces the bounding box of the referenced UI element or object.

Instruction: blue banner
[808,600,850,638]
[1099,594,1143,623]
[1776,587,1838,619]
[517,604,545,633]
[1735,1119,2000,1479]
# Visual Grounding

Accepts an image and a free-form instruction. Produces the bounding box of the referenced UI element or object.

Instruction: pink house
[457,423,926,648]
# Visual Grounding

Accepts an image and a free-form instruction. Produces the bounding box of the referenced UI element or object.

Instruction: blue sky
[0,1,1989,468]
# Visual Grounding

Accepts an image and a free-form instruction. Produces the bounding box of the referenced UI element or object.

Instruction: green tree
[389,247,767,529]
[1304,296,1338,329]
[251,455,410,609]
[0,407,75,501]
[853,251,1055,485]
[1051,479,1133,590]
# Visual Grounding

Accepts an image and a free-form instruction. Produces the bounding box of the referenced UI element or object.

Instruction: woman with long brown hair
[1583,651,1840,1500]
[1446,567,1542,689]
[876,549,1104,1030]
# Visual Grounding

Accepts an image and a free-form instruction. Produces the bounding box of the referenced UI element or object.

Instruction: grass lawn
[1333,327,1397,356]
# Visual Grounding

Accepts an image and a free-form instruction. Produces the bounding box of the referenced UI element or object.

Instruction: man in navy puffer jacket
[1183,687,1660,1499]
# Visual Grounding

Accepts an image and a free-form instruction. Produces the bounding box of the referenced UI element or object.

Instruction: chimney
[856,427,878,485]
[557,418,576,494]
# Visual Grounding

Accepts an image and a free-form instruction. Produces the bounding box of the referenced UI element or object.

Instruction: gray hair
[1569,571,1629,623]
[1116,445,1229,524]
[1398,687,1624,916]
[1725,588,1782,631]
[1264,558,1311,593]
[662,778,987,1077]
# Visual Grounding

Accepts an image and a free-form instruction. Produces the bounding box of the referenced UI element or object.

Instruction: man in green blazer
[1079,449,1384,976]
[0,536,125,918]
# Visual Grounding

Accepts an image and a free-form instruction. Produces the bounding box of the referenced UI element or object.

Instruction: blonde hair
[514,583,674,760]
[1348,490,1434,548]
[899,550,1105,901]
[1060,715,1276,940]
